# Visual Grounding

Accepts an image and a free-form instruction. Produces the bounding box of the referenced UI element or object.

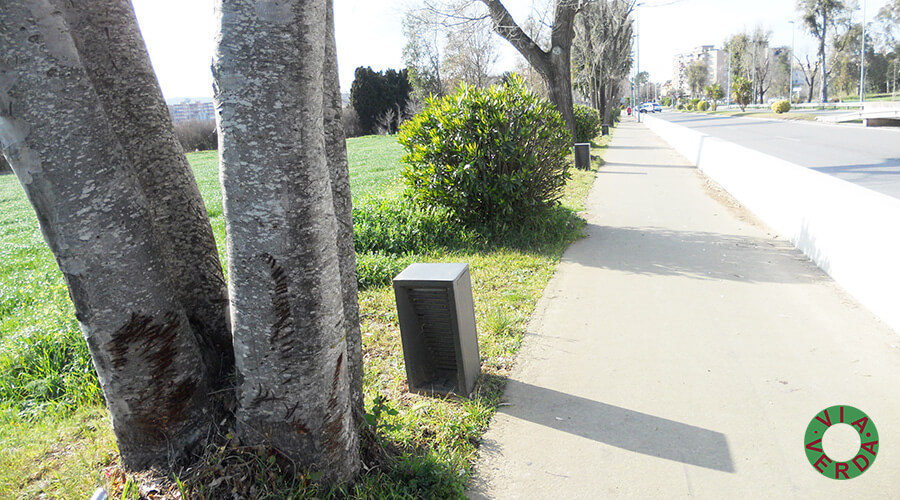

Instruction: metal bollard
[393,263,480,397]
[574,143,591,170]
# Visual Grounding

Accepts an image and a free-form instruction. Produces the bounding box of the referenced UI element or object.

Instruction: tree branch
[479,0,550,74]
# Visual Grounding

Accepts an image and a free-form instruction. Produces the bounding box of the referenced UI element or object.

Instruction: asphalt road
[651,112,900,200]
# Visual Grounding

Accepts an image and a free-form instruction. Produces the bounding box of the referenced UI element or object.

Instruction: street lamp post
[860,0,867,103]
[789,20,795,102]
[726,49,732,107]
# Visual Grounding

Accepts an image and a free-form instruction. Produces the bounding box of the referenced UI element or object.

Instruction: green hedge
[574,104,602,143]
[398,77,571,225]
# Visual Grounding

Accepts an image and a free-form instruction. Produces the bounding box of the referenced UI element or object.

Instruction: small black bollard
[602,123,610,136]
[393,263,480,397]
[574,143,591,170]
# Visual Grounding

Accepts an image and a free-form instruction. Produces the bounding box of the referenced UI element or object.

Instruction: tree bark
[1,1,224,470]
[323,0,364,430]
[213,0,360,483]
[54,0,233,399]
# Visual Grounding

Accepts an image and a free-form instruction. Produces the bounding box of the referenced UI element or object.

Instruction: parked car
[639,102,662,113]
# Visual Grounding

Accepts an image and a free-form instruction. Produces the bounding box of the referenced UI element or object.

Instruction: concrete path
[468,121,900,498]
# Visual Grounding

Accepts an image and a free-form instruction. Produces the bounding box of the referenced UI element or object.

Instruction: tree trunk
[818,11,829,103]
[213,0,361,483]
[543,53,576,138]
[55,0,234,401]
[1,1,225,470]
[323,0,364,429]
[598,82,608,125]
[480,0,579,140]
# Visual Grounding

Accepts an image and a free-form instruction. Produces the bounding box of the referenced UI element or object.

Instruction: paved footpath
[468,121,900,499]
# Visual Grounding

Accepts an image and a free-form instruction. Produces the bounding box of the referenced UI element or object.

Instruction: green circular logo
[805,405,878,479]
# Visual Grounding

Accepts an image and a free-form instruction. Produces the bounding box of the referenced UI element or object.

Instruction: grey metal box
[393,263,480,397]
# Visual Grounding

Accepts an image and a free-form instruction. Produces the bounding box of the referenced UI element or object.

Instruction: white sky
[130,0,891,100]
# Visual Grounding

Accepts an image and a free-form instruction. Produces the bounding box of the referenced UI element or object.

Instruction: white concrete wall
[643,114,900,335]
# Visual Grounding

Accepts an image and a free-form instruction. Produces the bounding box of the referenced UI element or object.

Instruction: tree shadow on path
[483,378,735,473]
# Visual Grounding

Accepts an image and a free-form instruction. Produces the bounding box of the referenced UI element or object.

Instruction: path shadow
[490,379,735,473]
[607,145,668,151]
[568,225,823,284]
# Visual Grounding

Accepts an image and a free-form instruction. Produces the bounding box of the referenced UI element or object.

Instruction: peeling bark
[213,0,360,483]
[0,1,226,470]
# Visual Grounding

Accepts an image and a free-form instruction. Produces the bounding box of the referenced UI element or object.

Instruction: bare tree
[427,0,589,138]
[750,27,773,104]
[443,6,501,88]
[798,0,847,102]
[213,0,361,482]
[573,0,635,124]
[1,0,231,470]
[403,8,446,100]
[796,54,822,102]
[511,8,553,97]
[482,0,585,137]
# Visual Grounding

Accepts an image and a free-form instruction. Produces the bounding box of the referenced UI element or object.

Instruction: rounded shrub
[574,104,602,142]
[398,77,571,225]
[771,100,791,114]
[697,100,710,111]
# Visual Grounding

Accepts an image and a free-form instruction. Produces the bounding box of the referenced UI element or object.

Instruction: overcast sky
[131,0,891,101]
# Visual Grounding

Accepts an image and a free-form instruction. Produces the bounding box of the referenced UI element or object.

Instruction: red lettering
[853,454,870,472]
[840,406,844,423]
[861,440,878,456]
[835,462,849,479]
[851,416,869,434]
[805,438,824,453]
[815,409,832,427]
[814,454,832,473]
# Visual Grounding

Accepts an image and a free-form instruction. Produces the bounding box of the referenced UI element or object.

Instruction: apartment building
[167,98,215,123]
[672,45,727,98]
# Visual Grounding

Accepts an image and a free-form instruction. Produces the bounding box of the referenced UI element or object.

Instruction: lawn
[0,132,608,498]
[691,109,818,121]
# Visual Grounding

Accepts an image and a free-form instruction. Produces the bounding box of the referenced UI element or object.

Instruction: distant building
[672,45,726,98]
[167,98,215,123]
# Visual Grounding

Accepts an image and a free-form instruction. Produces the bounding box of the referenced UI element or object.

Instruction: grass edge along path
[681,109,818,121]
[0,131,611,499]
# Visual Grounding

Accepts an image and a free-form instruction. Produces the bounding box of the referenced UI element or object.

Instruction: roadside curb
[643,114,900,335]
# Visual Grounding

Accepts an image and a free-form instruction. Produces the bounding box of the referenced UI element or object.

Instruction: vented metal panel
[393,263,480,397]
[408,287,458,383]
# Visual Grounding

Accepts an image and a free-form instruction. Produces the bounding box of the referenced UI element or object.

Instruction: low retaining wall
[643,114,900,335]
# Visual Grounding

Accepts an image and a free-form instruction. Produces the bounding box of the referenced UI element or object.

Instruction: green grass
[832,92,900,102]
[347,135,407,201]
[691,109,818,121]
[0,131,609,498]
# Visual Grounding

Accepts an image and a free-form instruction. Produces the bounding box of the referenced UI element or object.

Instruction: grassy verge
[832,92,899,102]
[0,131,610,498]
[688,109,818,121]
